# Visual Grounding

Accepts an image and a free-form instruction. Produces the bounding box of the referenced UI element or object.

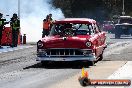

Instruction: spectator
[42,18,50,37]
[10,13,20,47]
[0,13,6,48]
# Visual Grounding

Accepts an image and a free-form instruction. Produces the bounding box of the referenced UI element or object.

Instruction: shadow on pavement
[102,59,112,61]
[23,61,95,69]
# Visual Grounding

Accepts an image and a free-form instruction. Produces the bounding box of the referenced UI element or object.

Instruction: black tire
[41,61,49,66]
[83,61,94,66]
[115,33,121,39]
[129,30,132,36]
[115,26,121,39]
[98,53,103,61]
[88,61,94,66]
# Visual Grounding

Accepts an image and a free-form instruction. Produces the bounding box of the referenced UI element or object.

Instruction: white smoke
[0,0,64,42]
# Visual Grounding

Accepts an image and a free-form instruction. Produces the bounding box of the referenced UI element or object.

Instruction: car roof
[54,18,96,24]
[119,16,132,18]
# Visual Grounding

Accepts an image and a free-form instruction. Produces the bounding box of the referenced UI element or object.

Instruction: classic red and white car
[37,18,107,65]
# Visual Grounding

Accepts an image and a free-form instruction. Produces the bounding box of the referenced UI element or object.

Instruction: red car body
[37,18,106,63]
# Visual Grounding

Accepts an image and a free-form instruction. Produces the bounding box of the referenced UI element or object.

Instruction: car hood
[41,35,91,49]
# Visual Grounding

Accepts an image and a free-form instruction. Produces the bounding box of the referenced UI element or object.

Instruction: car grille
[46,49,84,56]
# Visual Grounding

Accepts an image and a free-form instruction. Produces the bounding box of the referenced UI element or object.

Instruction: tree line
[51,0,132,22]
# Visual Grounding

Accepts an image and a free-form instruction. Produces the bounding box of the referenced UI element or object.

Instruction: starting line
[0,45,33,53]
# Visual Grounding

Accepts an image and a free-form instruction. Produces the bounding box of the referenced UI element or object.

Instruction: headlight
[37,41,43,48]
[86,42,92,47]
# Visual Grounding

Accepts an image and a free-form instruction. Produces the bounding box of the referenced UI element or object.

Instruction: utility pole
[18,0,20,19]
[18,0,21,38]
[122,0,125,15]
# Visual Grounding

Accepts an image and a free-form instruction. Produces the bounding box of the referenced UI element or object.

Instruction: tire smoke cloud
[0,0,64,42]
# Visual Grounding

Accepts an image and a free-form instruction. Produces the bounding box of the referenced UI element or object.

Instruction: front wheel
[129,30,132,36]
[115,33,121,39]
[41,61,49,66]
[88,61,94,66]
[98,53,103,61]
[115,26,121,39]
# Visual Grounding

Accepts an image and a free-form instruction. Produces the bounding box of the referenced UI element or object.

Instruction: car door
[92,23,103,57]
[96,23,106,46]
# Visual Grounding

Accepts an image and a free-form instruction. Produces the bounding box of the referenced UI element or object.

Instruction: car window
[119,18,132,24]
[88,24,93,35]
[75,30,89,35]
[94,24,100,33]
[50,23,93,36]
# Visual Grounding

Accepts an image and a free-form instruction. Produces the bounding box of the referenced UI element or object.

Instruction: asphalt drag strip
[0,41,132,88]
[0,45,33,54]
[96,61,132,88]
[47,41,132,88]
[48,61,127,88]
[0,45,33,62]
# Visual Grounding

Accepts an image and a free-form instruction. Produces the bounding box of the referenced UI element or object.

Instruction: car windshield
[119,18,132,24]
[49,23,92,36]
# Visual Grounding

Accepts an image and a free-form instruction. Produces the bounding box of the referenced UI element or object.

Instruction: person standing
[42,15,51,37]
[48,14,53,29]
[0,13,6,48]
[49,14,53,22]
[10,13,20,47]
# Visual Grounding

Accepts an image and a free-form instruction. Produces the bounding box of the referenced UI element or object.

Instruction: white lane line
[96,61,131,88]
[108,61,132,79]
[107,61,132,88]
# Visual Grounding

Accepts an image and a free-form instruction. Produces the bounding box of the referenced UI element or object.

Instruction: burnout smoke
[0,0,64,42]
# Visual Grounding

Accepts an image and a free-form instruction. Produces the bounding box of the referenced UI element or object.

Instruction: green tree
[51,0,132,22]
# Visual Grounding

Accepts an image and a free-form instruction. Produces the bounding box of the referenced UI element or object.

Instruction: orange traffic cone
[79,68,91,86]
[81,67,88,78]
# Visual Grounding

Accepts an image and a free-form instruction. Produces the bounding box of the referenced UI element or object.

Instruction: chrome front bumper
[36,55,96,61]
[36,48,96,61]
